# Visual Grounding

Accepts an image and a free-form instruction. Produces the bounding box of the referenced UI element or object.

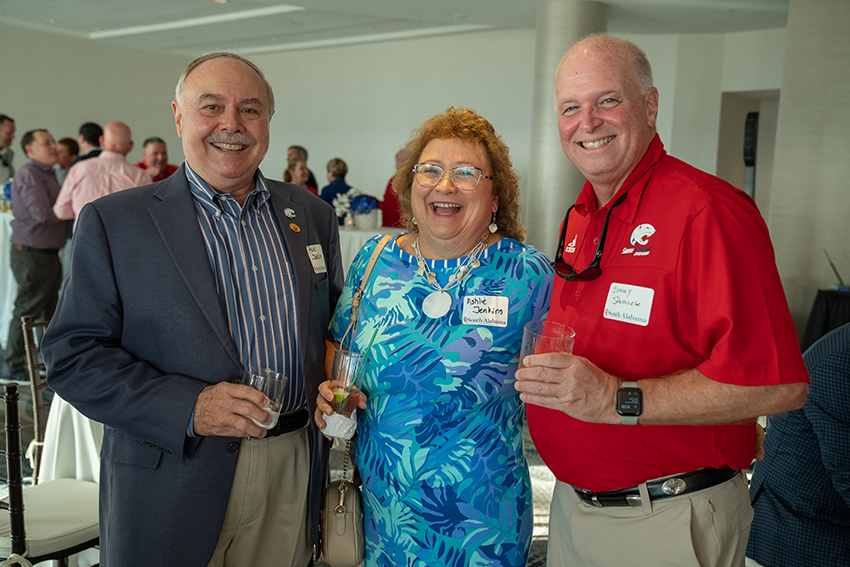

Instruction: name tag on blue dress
[462,296,509,327]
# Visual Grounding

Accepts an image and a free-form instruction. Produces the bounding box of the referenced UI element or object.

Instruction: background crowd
[0,31,845,567]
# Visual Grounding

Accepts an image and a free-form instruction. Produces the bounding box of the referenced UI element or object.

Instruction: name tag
[306,244,327,274]
[603,283,654,326]
[462,296,509,327]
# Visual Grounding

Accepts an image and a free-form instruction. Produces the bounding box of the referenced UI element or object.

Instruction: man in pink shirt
[54,121,151,226]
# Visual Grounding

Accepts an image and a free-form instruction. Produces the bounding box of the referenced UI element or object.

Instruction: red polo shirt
[527,136,809,491]
[135,162,178,183]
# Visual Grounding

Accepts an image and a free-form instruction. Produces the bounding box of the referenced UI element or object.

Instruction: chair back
[20,316,50,485]
[0,384,99,565]
[1,383,28,556]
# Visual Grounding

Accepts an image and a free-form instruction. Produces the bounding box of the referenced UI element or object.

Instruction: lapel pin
[284,208,296,218]
[289,223,301,233]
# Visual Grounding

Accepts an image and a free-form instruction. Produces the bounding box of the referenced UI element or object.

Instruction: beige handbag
[321,234,393,566]
[320,439,364,567]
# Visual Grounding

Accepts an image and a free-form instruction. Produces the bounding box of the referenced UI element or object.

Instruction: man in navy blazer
[747,322,850,567]
[43,53,342,566]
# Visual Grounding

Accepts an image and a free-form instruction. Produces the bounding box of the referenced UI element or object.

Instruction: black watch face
[617,387,642,416]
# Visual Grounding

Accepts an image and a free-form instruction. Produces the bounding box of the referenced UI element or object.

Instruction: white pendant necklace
[412,235,489,319]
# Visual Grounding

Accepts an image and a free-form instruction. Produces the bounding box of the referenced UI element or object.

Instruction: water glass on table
[242,367,288,429]
[520,320,575,368]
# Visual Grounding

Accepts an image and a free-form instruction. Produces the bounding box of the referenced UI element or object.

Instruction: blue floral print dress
[329,235,553,567]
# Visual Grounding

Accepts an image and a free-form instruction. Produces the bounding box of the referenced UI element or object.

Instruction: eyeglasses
[412,163,492,191]
[554,191,628,281]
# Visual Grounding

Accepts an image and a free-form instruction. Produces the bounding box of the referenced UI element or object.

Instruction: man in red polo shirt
[135,136,178,182]
[515,34,809,567]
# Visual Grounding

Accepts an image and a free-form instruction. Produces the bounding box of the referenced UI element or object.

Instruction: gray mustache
[206,133,255,146]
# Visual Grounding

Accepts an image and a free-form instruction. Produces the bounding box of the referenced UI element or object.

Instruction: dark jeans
[3,245,62,376]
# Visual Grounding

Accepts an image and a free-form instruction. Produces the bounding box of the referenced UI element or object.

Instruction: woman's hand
[314,379,368,440]
[314,380,336,435]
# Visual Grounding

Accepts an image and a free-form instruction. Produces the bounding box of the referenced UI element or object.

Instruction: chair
[0,383,99,566]
[20,316,50,486]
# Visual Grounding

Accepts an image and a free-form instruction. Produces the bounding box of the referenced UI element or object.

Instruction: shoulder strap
[340,234,393,349]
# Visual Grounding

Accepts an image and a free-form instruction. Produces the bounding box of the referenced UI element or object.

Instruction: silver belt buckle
[662,477,687,496]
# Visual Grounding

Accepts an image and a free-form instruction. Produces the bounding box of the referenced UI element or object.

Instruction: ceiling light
[89,5,303,39]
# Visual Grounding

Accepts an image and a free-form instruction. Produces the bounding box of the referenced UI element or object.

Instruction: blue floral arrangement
[350,194,379,215]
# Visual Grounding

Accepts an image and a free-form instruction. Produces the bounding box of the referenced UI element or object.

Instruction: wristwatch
[616,381,642,425]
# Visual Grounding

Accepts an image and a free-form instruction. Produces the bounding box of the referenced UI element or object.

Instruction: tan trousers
[547,472,753,567]
[207,427,312,567]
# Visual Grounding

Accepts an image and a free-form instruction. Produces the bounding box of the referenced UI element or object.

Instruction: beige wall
[4,9,847,338]
[715,94,761,196]
[768,0,850,334]
[252,28,536,197]
[0,24,186,167]
[754,101,779,218]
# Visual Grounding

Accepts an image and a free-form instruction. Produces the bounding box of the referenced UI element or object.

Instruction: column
[525,0,607,256]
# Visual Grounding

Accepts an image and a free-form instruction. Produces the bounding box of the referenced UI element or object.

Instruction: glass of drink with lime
[330,350,365,417]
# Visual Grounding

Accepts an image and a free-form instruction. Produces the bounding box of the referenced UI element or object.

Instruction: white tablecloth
[0,210,15,349]
[40,394,103,484]
[38,394,103,567]
[339,226,403,276]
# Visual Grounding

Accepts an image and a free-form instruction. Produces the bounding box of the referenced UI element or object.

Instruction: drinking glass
[242,367,288,429]
[519,320,575,368]
[330,350,365,418]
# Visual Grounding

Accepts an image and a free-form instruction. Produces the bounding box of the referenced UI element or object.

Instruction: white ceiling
[0,0,790,57]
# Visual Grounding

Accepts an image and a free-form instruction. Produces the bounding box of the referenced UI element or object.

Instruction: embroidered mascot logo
[623,224,656,256]
[630,224,656,246]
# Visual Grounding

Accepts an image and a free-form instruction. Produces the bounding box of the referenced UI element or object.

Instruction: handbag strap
[340,233,394,349]
[336,438,354,512]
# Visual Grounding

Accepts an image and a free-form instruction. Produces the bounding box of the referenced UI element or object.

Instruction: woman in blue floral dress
[316,107,553,567]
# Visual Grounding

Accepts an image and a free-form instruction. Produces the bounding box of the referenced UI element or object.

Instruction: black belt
[573,466,739,507]
[13,244,59,255]
[265,407,310,438]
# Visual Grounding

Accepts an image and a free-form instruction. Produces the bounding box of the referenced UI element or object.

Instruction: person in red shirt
[135,137,178,182]
[514,34,809,567]
[381,149,405,228]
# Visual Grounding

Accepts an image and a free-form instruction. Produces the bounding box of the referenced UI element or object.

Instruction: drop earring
[413,217,418,226]
[488,212,498,234]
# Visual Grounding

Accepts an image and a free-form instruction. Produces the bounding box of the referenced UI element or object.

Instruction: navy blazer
[747,323,850,567]
[43,166,343,566]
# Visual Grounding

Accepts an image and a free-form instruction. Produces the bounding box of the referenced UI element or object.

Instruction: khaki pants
[547,472,753,567]
[208,427,312,567]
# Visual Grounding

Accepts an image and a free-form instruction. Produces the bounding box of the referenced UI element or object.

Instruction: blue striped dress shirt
[186,165,305,412]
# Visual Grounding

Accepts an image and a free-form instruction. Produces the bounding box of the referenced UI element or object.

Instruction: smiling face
[555,46,658,204]
[411,138,497,260]
[172,57,272,203]
[143,142,168,169]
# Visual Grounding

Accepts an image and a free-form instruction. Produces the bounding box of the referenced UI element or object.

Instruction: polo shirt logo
[630,224,656,246]
[565,235,577,254]
[623,223,656,256]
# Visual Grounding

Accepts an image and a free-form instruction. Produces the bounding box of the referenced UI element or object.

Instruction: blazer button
[232,377,242,384]
[227,442,240,453]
